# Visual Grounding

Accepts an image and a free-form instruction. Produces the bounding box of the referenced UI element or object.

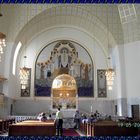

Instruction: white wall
[111,41,140,117]
[13,98,115,116]
[78,98,114,116]
[110,45,128,116]
[123,41,140,117]
[0,96,14,117]
[124,41,140,99]
[13,99,51,115]
[1,42,16,98]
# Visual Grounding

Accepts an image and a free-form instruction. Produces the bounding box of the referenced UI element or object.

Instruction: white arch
[14,5,117,60]
[6,5,117,99]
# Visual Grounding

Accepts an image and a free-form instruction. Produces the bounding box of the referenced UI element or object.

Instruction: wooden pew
[79,121,87,135]
[89,120,138,136]
[9,120,56,136]
[87,122,92,136]
[0,120,4,134]
[0,118,15,134]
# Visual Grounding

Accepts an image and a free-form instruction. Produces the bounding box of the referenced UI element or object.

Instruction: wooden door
[131,105,139,120]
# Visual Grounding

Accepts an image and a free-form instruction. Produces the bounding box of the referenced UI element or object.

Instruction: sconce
[105,68,115,90]
[0,32,6,62]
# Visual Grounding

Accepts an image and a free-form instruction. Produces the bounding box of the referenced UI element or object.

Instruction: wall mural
[35,40,94,97]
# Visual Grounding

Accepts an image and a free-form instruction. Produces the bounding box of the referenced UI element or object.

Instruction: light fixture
[0,93,4,105]
[0,12,2,16]
[105,7,115,90]
[19,55,31,97]
[0,32,6,62]
[0,5,3,17]
[20,55,29,84]
[105,63,115,90]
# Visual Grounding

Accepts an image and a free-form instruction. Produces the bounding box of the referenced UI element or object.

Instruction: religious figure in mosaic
[35,40,94,97]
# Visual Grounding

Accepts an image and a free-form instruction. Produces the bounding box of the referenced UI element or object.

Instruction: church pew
[0,120,4,134]
[87,122,92,136]
[80,120,139,136]
[9,120,56,136]
[79,121,87,135]
[89,120,138,136]
[1,120,8,132]
[0,118,15,134]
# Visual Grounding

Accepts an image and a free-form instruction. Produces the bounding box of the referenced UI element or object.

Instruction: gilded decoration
[52,74,77,109]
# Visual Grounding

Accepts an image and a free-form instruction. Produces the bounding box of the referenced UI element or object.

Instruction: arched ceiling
[1,4,122,45]
[0,4,124,61]
[1,4,140,56]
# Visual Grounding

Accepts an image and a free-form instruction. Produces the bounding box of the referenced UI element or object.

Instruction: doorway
[115,105,117,115]
[131,105,139,120]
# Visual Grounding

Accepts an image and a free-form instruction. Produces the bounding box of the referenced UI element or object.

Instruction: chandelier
[0,32,6,62]
[105,7,115,90]
[105,68,115,90]
[19,55,31,97]
[19,56,29,86]
[20,67,30,85]
[0,93,4,105]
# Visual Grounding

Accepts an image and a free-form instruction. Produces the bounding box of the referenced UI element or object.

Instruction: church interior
[0,4,140,137]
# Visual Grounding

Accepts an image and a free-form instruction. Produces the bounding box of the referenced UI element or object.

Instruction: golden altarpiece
[52,74,77,110]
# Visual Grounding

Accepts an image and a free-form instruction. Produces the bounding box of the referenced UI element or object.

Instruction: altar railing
[9,116,37,122]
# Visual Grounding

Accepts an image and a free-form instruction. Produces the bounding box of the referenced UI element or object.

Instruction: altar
[63,118,75,129]
[50,72,78,129]
[51,109,76,128]
[61,109,76,128]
